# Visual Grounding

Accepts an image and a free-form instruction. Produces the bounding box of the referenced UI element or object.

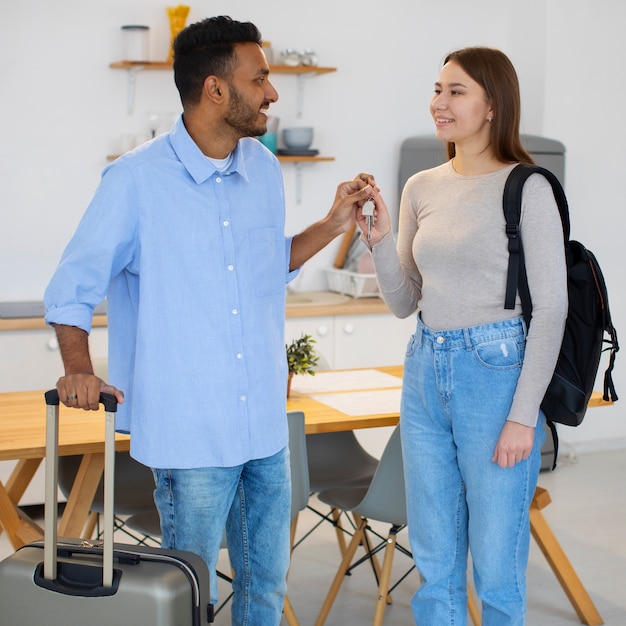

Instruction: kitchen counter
[0,292,390,331]
[285,291,389,318]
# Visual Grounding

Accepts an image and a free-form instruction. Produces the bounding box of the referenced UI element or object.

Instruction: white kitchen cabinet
[333,313,416,369]
[0,327,108,393]
[285,312,416,370]
[285,315,336,369]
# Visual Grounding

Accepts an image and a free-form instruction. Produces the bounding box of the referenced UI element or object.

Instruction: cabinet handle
[317,325,329,337]
[343,323,355,335]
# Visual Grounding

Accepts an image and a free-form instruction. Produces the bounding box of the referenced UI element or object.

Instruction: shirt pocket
[473,336,525,371]
[249,227,284,298]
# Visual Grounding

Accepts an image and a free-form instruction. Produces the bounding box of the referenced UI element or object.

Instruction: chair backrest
[353,426,406,526]
[58,451,156,515]
[287,410,310,519]
[306,430,379,492]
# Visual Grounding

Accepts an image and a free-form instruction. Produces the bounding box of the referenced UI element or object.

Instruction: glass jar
[121,25,150,62]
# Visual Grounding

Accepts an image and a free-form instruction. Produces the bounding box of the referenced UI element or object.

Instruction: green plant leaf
[286,333,320,376]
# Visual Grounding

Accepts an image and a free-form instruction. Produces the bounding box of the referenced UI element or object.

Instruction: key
[362,198,375,241]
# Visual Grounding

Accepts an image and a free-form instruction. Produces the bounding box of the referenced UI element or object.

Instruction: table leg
[0,486,44,550]
[57,452,104,538]
[0,459,45,549]
[530,487,603,626]
[5,458,43,506]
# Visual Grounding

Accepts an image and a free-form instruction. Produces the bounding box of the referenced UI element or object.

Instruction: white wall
[541,1,626,453]
[1,0,624,452]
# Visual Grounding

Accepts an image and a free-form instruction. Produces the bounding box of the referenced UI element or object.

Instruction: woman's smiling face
[430,60,493,151]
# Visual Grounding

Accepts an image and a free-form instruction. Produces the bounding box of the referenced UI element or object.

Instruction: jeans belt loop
[463,327,473,350]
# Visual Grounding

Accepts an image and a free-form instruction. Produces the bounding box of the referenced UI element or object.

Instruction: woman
[359,47,568,625]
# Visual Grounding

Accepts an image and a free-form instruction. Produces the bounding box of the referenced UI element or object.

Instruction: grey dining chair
[57,449,157,541]
[300,430,379,559]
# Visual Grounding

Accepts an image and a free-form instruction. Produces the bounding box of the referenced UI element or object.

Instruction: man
[44,15,373,625]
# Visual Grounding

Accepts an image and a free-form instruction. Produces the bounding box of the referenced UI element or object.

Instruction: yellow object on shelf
[166,5,190,60]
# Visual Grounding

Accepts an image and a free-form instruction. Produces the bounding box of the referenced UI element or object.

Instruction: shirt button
[223,220,229,227]
[236,353,243,359]
[240,395,247,402]
[232,309,238,315]
[215,177,222,183]
[436,336,445,344]
[227,264,234,271]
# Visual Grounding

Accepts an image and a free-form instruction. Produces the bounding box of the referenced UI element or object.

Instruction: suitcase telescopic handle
[43,389,118,587]
[45,389,118,412]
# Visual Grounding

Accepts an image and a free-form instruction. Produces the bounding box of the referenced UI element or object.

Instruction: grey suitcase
[0,390,214,625]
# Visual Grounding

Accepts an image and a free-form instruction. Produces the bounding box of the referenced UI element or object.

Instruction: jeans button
[436,336,445,344]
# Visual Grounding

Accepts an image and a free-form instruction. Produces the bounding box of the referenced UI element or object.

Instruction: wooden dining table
[0,366,609,624]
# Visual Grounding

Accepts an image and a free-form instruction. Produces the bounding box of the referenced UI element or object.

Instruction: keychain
[362,198,375,241]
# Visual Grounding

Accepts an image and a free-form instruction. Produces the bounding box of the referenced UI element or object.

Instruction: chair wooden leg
[315,517,368,626]
[83,511,98,539]
[372,529,397,626]
[331,507,349,557]
[290,514,299,553]
[353,513,393,604]
[284,516,301,625]
[283,594,299,626]
[467,584,481,626]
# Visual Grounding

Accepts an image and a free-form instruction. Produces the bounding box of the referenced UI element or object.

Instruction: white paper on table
[309,388,402,416]
[290,369,402,394]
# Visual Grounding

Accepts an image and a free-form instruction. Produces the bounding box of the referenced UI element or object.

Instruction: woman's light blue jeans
[152,446,291,625]
[401,316,545,626]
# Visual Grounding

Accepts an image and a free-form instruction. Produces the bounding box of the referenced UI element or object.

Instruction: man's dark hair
[173,15,262,107]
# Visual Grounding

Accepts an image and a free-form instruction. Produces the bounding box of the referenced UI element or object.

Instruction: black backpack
[503,164,619,432]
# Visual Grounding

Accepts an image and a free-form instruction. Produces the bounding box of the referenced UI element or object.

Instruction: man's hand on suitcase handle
[57,373,124,411]
[52,323,124,410]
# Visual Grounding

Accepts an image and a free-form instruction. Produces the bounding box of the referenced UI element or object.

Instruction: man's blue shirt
[45,116,296,468]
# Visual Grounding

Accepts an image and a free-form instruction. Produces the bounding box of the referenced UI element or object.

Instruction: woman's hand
[492,421,535,468]
[353,181,392,247]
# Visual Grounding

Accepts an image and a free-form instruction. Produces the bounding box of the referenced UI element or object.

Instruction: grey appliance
[398,133,565,196]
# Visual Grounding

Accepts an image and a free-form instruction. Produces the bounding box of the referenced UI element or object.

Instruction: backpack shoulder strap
[503,163,570,326]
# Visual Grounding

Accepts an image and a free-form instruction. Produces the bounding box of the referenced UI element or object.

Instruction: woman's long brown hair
[443,47,534,165]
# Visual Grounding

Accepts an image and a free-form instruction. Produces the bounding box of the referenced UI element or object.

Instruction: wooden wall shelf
[277,155,335,163]
[106,154,335,163]
[109,61,337,76]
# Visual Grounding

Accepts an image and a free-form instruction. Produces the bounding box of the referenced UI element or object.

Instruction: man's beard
[224,83,267,138]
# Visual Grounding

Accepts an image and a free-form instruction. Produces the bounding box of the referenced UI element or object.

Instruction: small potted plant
[286,333,320,397]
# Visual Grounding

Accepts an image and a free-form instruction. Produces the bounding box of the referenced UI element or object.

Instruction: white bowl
[283,127,314,151]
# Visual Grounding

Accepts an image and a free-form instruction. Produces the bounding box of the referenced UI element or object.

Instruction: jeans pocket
[473,336,524,370]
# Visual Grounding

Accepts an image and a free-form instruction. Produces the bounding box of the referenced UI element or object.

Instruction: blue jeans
[401,316,545,626]
[152,446,291,625]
